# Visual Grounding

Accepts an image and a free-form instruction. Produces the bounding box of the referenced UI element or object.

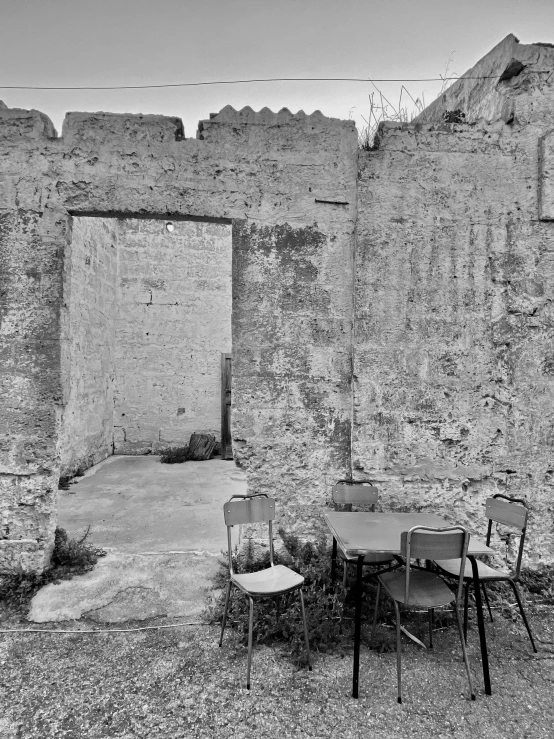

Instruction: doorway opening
[59,215,233,477]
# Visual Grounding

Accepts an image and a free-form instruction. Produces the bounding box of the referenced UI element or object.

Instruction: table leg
[468,555,491,696]
[331,537,337,584]
[352,554,364,698]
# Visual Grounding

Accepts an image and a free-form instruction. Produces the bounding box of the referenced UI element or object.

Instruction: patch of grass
[0,527,106,617]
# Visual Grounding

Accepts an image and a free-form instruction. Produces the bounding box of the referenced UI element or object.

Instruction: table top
[324,511,494,557]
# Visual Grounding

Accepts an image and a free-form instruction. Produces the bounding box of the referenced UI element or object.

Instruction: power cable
[0,73,549,91]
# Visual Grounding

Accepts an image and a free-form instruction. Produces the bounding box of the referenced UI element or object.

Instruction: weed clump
[208,529,347,664]
[0,527,105,616]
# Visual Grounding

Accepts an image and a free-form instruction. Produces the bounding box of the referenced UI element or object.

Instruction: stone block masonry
[1,34,554,572]
[59,217,117,477]
[0,103,357,571]
[114,218,232,454]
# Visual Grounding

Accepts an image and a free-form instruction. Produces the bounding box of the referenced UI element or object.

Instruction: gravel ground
[0,605,553,738]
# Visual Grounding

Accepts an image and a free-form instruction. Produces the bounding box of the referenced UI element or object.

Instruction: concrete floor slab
[29,456,246,623]
[57,455,245,554]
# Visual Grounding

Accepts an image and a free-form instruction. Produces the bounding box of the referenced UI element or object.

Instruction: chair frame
[438,493,537,652]
[218,493,312,688]
[372,525,475,704]
[331,479,399,587]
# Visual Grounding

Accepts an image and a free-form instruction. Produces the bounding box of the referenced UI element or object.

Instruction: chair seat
[231,564,304,596]
[435,558,511,581]
[379,569,455,608]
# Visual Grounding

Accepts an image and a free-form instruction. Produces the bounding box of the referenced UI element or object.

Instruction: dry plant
[357,85,426,150]
[358,55,459,150]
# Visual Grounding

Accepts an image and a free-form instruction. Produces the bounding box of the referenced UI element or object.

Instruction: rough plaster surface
[415,34,554,126]
[0,103,357,571]
[59,217,117,476]
[355,119,554,564]
[114,218,232,453]
[2,37,554,571]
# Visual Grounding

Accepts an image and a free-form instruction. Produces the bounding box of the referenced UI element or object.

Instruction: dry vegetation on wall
[357,62,458,149]
[357,87,426,150]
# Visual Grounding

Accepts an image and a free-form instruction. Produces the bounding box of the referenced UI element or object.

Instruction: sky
[1,0,554,139]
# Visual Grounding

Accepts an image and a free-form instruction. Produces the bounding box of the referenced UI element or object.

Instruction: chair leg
[371,580,381,642]
[508,579,538,653]
[454,601,475,701]
[463,582,470,640]
[393,600,402,704]
[219,581,232,647]
[428,608,434,649]
[299,588,312,671]
[246,596,254,689]
[481,583,494,623]
[343,560,348,589]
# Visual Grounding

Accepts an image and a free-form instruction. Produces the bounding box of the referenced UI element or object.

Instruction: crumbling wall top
[61,111,185,145]
[197,104,355,138]
[0,104,57,140]
[415,33,554,124]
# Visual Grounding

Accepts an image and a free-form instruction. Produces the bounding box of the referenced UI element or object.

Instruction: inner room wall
[59,217,118,477]
[113,218,232,453]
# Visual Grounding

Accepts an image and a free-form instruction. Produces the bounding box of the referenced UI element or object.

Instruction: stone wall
[0,104,358,571]
[1,36,554,573]
[59,217,117,476]
[355,116,554,564]
[114,218,232,453]
[415,34,554,126]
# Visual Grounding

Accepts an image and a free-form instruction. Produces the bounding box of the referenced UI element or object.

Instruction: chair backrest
[485,494,528,577]
[332,479,379,512]
[223,494,276,573]
[400,525,470,604]
[223,495,275,526]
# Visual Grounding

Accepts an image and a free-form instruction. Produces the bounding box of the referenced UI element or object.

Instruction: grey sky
[1,0,553,137]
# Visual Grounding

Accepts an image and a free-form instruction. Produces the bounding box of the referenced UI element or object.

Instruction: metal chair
[331,480,398,587]
[372,525,475,704]
[434,493,537,652]
[219,493,311,689]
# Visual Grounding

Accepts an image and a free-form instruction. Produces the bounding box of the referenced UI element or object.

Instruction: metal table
[324,511,495,698]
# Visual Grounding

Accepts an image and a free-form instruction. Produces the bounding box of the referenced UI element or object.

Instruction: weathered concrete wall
[113,218,232,453]
[2,36,554,573]
[0,103,358,571]
[355,115,554,564]
[416,34,554,126]
[60,217,117,476]
[0,107,62,571]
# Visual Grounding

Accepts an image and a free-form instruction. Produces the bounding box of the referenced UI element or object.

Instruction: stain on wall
[355,118,554,563]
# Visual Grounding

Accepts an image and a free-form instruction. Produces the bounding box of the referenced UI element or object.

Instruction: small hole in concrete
[165,222,174,233]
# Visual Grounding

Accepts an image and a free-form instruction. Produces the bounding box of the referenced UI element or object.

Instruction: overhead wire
[0,73,550,91]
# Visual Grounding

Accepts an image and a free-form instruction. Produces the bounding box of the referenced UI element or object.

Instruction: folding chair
[435,493,537,652]
[372,525,475,704]
[219,493,312,688]
[331,479,398,587]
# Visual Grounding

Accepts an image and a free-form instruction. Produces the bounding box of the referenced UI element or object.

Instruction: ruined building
[1,34,554,572]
